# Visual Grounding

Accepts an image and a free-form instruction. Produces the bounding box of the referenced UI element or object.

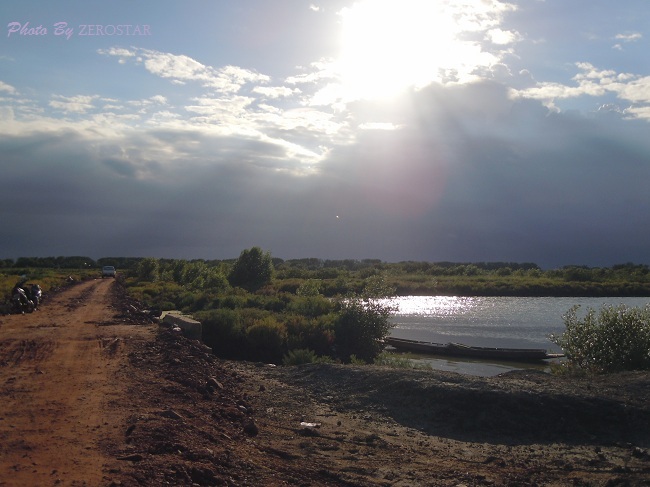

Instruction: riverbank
[115,326,650,486]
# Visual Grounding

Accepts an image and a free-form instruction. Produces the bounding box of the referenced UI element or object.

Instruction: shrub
[550,304,650,373]
[334,299,394,363]
[199,309,246,359]
[246,316,287,363]
[287,295,333,317]
[374,352,432,369]
[296,279,322,297]
[332,275,396,363]
[348,354,367,365]
[218,294,249,310]
[285,314,335,356]
[282,348,318,366]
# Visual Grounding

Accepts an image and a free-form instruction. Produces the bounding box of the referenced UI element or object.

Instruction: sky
[1,0,650,268]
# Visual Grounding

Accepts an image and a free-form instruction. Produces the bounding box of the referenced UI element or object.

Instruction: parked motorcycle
[29,284,42,308]
[11,286,35,314]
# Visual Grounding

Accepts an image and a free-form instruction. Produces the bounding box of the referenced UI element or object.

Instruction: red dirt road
[0,279,153,486]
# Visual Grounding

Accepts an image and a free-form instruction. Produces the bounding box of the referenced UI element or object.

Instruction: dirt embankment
[1,279,649,486]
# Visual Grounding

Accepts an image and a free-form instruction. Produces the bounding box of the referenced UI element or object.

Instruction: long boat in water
[385,337,564,362]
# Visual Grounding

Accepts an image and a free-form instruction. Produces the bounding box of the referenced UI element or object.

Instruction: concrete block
[162,312,202,340]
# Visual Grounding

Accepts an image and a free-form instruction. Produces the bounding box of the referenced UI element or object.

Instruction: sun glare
[336,0,489,100]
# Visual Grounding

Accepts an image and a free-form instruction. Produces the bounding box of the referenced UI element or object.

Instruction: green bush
[246,316,287,363]
[217,293,249,309]
[287,295,333,317]
[282,348,318,365]
[348,354,367,365]
[332,275,396,363]
[296,279,322,297]
[334,298,394,363]
[199,309,246,359]
[551,304,650,373]
[285,314,335,356]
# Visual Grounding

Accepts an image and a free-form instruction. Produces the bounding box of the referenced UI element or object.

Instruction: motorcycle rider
[11,283,34,314]
[30,283,42,308]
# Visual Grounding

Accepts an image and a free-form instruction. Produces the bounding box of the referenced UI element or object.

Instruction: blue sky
[1,0,650,268]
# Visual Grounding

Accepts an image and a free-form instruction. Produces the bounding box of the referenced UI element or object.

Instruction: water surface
[382,296,650,376]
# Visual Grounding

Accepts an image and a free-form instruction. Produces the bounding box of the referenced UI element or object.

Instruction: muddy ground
[1,279,649,486]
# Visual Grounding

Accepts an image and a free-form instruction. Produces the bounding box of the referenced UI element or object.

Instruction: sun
[335,0,484,100]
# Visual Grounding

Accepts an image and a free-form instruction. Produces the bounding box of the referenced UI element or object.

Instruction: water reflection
[405,355,551,377]
[380,296,478,317]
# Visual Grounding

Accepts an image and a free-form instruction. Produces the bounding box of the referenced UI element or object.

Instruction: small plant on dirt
[282,348,318,365]
[374,352,433,370]
[550,304,650,373]
[348,354,367,365]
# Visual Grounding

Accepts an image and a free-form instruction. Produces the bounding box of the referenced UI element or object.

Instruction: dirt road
[0,279,154,486]
[1,279,649,486]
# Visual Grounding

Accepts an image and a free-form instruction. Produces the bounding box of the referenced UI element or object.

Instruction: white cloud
[220,65,270,85]
[486,28,520,45]
[615,32,642,43]
[101,48,269,93]
[625,105,650,119]
[512,63,650,120]
[1,45,353,172]
[358,122,399,130]
[285,60,337,85]
[150,95,168,105]
[0,81,17,95]
[617,76,650,105]
[97,47,136,58]
[49,94,100,114]
[147,110,180,122]
[185,96,255,118]
[252,86,298,98]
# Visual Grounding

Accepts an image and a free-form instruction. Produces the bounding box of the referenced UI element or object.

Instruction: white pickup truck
[101,266,116,278]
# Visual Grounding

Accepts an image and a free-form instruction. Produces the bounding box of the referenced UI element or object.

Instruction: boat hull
[385,337,563,362]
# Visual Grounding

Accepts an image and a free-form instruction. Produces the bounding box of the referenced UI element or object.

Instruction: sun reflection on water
[381,296,478,317]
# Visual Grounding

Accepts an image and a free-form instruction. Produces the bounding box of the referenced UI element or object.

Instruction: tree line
[4,255,650,282]
[4,249,649,372]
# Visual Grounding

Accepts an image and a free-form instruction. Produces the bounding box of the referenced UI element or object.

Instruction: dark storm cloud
[306,82,650,266]
[1,81,650,267]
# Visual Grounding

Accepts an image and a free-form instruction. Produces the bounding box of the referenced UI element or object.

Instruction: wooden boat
[385,337,564,362]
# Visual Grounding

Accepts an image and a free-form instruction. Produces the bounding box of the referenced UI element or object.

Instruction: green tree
[136,258,160,282]
[228,247,274,291]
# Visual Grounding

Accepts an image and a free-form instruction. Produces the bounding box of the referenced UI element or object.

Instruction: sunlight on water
[382,295,477,317]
